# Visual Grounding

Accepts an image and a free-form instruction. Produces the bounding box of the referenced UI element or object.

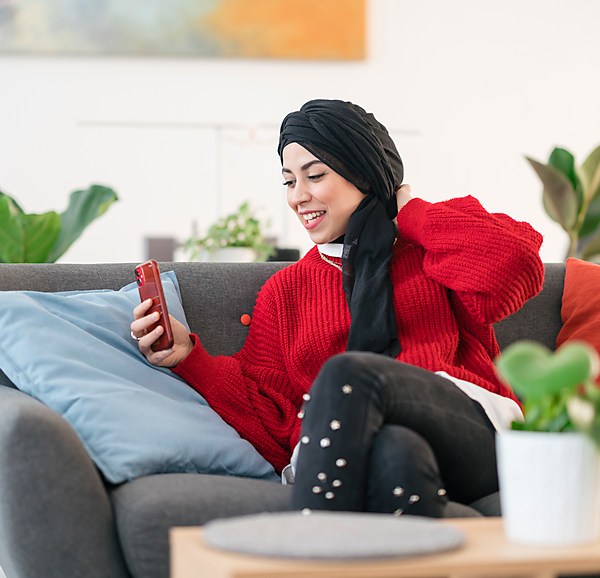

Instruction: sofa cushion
[0,272,278,484]
[493,263,565,352]
[109,473,481,578]
[110,474,483,578]
[110,473,292,578]
[468,491,501,516]
[556,258,600,383]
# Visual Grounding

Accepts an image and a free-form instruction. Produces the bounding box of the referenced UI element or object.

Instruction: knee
[367,425,448,517]
[371,425,435,466]
[314,351,381,389]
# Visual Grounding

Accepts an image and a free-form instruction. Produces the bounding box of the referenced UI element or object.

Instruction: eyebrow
[281,160,325,174]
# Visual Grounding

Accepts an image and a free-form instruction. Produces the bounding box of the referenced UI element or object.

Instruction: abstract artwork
[0,0,366,59]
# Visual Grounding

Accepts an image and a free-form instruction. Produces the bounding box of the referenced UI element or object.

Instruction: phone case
[134,259,175,352]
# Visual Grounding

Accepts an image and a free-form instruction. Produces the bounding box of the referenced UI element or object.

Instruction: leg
[292,352,497,514]
[366,425,448,516]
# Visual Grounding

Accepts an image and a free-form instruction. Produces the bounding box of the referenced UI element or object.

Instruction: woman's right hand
[395,183,413,213]
[131,299,194,368]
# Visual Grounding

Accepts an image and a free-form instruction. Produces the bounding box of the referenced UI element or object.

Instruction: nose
[289,181,311,207]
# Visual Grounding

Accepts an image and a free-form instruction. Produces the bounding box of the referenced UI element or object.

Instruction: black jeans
[292,352,498,517]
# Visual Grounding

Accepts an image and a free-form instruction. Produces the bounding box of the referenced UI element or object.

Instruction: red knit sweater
[172,196,544,473]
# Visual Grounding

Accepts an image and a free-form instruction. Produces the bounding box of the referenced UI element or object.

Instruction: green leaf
[0,194,25,263]
[581,145,600,199]
[548,148,584,207]
[47,185,119,263]
[577,145,600,239]
[496,340,596,403]
[579,192,600,238]
[580,229,600,260]
[0,190,24,214]
[21,211,61,263]
[525,156,579,230]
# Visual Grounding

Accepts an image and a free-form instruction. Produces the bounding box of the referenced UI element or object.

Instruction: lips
[301,210,326,230]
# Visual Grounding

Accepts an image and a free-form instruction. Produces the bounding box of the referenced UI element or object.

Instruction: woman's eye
[308,172,325,181]
[283,180,295,187]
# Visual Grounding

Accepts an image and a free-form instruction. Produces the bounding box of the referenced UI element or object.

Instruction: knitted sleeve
[171,279,300,473]
[398,195,544,324]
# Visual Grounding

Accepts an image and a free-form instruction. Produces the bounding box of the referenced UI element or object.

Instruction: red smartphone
[134,259,174,352]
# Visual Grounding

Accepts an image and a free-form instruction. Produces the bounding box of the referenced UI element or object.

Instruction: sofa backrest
[493,262,564,351]
[0,261,565,358]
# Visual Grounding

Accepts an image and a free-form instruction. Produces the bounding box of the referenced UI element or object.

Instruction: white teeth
[303,211,325,221]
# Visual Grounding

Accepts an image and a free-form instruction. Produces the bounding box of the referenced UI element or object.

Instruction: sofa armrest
[0,386,131,578]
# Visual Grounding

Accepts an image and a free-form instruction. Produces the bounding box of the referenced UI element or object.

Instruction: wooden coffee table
[170,517,600,578]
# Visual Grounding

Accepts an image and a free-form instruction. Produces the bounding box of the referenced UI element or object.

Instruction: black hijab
[278,99,403,357]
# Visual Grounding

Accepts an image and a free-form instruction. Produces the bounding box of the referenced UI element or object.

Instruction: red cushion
[556,258,600,383]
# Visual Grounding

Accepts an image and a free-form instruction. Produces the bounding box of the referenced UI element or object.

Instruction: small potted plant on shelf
[495,340,600,546]
[183,201,275,262]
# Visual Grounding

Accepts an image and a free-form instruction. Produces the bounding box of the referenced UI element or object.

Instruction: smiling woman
[131,98,545,521]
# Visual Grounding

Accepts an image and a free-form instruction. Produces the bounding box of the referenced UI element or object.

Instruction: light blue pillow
[0,272,278,484]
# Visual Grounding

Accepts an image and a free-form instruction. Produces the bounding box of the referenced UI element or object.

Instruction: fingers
[131,302,193,368]
[130,300,160,338]
[395,183,413,213]
[138,324,164,351]
[133,298,153,320]
[136,324,178,365]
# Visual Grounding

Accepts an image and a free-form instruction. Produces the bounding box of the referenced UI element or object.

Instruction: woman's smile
[301,210,326,229]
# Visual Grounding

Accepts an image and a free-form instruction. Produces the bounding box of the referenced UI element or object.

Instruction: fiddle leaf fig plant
[0,184,118,263]
[526,145,600,261]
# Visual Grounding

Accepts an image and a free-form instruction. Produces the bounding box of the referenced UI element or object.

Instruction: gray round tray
[203,511,465,559]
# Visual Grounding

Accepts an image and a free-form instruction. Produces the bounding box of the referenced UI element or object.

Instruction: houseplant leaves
[527,144,600,261]
[47,185,118,262]
[525,156,578,230]
[0,185,118,263]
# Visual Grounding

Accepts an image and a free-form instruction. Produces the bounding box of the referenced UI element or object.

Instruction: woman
[131,99,544,517]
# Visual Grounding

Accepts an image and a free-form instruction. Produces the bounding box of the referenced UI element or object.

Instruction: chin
[308,233,333,245]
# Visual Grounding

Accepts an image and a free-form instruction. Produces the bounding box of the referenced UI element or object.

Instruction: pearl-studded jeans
[292,352,498,517]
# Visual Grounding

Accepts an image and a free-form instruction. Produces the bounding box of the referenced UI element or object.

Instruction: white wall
[1,0,599,264]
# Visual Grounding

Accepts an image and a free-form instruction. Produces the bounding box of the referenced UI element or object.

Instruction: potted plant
[0,184,118,263]
[495,340,600,545]
[526,145,600,261]
[183,201,275,262]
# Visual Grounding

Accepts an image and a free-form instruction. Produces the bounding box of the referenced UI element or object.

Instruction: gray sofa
[0,261,565,578]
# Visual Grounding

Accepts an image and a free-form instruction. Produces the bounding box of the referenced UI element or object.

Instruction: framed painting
[0,0,366,59]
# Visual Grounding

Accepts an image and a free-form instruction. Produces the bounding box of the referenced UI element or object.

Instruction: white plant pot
[198,247,257,263]
[496,430,600,546]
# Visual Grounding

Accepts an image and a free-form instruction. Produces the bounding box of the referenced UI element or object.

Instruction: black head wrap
[278,99,403,357]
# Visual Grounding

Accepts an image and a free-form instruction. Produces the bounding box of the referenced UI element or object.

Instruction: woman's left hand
[396,184,412,213]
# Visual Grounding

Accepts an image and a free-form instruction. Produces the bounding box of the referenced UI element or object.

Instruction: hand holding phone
[134,260,174,352]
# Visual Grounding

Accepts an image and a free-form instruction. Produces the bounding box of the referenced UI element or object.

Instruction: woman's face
[282,143,366,244]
